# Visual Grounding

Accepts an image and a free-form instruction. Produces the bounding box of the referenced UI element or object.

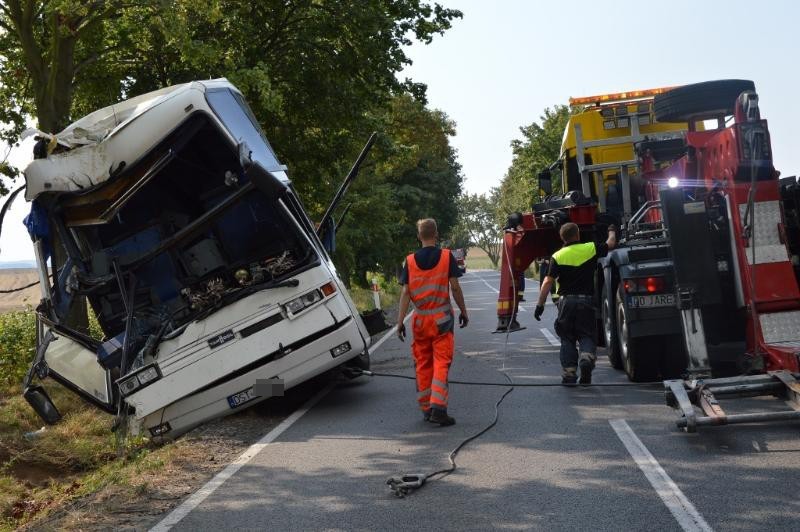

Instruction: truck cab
[553,88,696,381]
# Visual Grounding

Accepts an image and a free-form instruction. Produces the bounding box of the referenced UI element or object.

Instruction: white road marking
[540,328,560,346]
[150,315,412,531]
[476,274,527,312]
[371,312,412,352]
[610,419,713,532]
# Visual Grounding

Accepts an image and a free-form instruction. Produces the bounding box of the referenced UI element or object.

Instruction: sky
[2,0,799,262]
[401,0,800,194]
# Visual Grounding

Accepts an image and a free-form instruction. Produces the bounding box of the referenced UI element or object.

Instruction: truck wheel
[660,335,688,379]
[602,287,623,370]
[653,79,755,123]
[616,286,659,382]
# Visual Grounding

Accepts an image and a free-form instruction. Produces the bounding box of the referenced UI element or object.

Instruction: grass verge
[465,255,497,271]
[348,275,401,313]
[0,381,157,530]
[0,307,157,530]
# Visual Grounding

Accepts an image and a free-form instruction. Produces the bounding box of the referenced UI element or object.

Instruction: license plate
[628,294,675,308]
[227,387,257,409]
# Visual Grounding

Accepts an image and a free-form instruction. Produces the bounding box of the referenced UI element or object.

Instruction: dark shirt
[548,242,609,295]
[399,246,462,285]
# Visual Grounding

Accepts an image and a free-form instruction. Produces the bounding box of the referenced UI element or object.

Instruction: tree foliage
[334,94,462,286]
[495,105,572,223]
[0,0,464,283]
[456,191,502,268]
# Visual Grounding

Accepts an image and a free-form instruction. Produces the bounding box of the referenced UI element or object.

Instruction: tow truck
[498,80,800,431]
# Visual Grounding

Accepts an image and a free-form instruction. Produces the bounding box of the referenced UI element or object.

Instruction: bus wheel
[616,286,659,382]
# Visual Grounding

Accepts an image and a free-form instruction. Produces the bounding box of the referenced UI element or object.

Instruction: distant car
[453,248,466,273]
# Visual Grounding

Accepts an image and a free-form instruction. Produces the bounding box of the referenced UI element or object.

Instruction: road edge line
[150,316,411,531]
[609,419,713,532]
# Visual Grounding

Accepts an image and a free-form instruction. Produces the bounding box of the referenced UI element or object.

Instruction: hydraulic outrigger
[497,80,800,431]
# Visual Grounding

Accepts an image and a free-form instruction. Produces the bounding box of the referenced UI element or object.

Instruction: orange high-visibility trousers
[412,319,454,410]
[406,249,455,411]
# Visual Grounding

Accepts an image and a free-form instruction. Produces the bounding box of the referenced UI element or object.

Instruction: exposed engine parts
[182,251,298,310]
[181,278,227,310]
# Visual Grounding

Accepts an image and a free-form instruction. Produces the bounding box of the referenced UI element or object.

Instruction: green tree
[457,191,502,268]
[496,105,572,223]
[333,94,463,286]
[0,1,463,287]
[0,0,140,186]
[0,1,461,187]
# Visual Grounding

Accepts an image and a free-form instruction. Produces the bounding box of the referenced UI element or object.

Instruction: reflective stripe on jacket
[407,248,453,323]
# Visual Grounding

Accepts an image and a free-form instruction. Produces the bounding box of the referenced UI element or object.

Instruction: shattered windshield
[206,88,283,172]
[66,115,311,338]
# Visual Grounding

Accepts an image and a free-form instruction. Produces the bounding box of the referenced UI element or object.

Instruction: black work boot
[428,407,456,426]
[423,409,431,422]
[579,353,596,386]
[561,367,578,386]
[578,360,593,385]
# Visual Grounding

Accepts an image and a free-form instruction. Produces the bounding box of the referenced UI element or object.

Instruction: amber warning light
[569,86,680,107]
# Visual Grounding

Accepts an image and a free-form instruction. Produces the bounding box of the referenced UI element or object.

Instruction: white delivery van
[17,79,376,438]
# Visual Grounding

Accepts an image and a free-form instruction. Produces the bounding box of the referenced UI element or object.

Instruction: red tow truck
[498,80,800,431]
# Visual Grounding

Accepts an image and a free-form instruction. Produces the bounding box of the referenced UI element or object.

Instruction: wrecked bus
[15,79,375,438]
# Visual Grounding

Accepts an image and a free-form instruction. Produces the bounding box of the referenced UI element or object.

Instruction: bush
[0,309,37,390]
[348,275,401,313]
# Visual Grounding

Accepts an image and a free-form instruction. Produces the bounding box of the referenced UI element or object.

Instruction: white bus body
[21,80,372,438]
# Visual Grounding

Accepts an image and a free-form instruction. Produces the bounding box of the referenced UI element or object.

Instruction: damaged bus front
[17,80,375,439]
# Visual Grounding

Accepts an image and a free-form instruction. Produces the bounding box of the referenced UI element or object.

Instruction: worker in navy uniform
[534,222,617,385]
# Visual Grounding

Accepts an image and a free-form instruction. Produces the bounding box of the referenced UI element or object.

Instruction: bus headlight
[117,364,162,397]
[284,289,323,316]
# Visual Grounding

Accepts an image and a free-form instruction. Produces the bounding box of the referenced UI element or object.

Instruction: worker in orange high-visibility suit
[397,218,469,426]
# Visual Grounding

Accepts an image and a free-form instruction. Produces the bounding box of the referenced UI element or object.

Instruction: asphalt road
[157,270,800,531]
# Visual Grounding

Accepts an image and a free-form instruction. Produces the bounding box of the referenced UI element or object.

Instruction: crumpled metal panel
[738,201,789,264]
[760,310,800,344]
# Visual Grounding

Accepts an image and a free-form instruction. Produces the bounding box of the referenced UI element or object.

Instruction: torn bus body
[19,79,377,439]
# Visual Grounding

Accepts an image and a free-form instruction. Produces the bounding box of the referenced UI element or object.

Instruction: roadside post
[372,278,381,310]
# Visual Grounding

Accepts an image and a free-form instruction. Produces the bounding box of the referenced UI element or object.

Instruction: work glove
[397,322,406,342]
[534,305,545,321]
[459,312,469,328]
